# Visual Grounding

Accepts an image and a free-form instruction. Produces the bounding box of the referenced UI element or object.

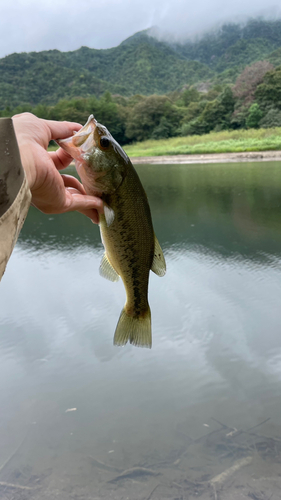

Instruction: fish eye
[100,136,111,149]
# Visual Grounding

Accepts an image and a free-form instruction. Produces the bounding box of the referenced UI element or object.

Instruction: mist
[149,3,281,43]
[0,0,280,58]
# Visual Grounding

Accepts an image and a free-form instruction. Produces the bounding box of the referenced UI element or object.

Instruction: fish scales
[57,115,166,348]
[101,166,154,319]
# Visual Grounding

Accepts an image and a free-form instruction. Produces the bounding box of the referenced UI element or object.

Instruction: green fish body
[57,115,166,348]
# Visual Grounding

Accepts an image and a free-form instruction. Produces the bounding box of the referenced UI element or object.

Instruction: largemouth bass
[57,115,166,348]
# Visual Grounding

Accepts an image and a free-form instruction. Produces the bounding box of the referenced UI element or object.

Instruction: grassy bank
[49,127,281,157]
[123,128,281,157]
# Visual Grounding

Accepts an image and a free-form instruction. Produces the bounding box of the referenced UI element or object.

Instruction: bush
[259,107,281,128]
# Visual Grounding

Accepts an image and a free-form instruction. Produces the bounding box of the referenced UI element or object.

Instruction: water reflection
[0,162,281,498]
[19,162,281,261]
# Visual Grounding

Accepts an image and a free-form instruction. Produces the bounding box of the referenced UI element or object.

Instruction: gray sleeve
[0,118,32,280]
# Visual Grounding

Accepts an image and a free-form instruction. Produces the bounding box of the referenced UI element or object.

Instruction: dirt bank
[131,150,281,164]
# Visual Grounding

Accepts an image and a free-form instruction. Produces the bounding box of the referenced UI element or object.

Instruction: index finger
[46,119,82,141]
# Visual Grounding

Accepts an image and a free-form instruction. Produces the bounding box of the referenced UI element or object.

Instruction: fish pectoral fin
[151,235,166,277]
[99,253,120,282]
[104,203,115,227]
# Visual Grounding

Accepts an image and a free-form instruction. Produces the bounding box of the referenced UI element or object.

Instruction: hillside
[172,19,281,70]
[1,18,281,110]
[0,37,213,109]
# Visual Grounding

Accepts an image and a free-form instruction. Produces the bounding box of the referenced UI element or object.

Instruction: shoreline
[131,150,281,164]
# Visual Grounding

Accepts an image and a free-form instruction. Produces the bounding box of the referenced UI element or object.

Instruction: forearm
[0,118,32,280]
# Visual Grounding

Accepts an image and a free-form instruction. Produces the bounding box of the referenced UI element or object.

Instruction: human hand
[12,112,103,223]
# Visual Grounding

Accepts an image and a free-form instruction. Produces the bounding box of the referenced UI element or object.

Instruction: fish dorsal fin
[99,253,120,282]
[104,203,115,227]
[151,235,166,277]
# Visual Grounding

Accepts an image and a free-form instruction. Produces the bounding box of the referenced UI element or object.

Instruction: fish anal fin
[151,235,166,277]
[114,307,152,348]
[99,253,120,282]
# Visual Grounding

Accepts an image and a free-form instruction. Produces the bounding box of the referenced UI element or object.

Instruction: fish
[57,115,166,348]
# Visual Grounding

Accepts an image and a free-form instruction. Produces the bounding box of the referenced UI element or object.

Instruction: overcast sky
[1,0,281,58]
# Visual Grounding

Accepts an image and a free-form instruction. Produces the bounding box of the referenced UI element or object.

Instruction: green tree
[199,86,235,132]
[94,92,127,144]
[184,101,207,122]
[151,116,173,139]
[246,103,263,128]
[232,60,274,106]
[259,107,281,128]
[230,106,248,129]
[180,87,235,135]
[255,66,281,110]
[180,117,208,136]
[125,95,183,142]
[181,87,200,107]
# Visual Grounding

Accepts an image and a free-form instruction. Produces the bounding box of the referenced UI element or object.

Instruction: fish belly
[100,177,154,347]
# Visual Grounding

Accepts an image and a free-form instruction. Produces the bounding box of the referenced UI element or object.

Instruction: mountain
[1,18,281,110]
[171,19,281,70]
[0,36,213,109]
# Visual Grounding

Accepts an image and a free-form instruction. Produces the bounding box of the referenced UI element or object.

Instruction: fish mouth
[56,114,97,159]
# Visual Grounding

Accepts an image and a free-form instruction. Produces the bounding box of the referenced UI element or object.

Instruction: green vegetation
[2,18,281,154]
[48,127,281,156]
[4,58,281,149]
[123,128,281,156]
[2,19,281,110]
[0,38,213,109]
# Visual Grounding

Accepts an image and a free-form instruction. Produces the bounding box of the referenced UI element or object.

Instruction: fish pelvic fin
[151,235,166,277]
[99,253,120,282]
[114,307,152,349]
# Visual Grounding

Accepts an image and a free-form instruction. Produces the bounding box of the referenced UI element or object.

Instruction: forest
[1,18,281,145]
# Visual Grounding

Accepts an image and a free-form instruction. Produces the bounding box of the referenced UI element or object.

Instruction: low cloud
[152,2,281,42]
[0,0,280,58]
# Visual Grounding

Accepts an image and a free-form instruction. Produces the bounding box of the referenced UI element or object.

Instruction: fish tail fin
[114,307,152,349]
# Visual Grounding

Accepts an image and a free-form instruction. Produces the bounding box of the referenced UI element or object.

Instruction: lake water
[1,162,281,499]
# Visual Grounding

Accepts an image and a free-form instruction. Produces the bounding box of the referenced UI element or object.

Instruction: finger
[65,188,100,222]
[77,208,100,224]
[46,119,82,141]
[49,149,75,170]
[64,189,104,215]
[61,175,86,194]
